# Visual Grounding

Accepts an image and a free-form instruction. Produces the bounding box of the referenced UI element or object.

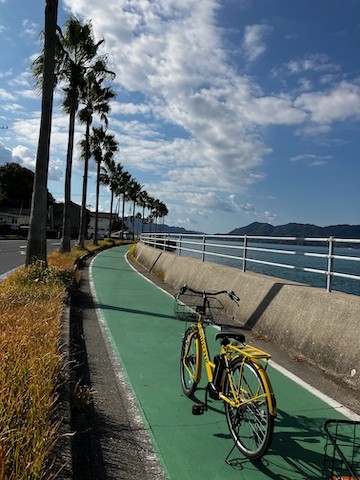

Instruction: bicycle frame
[184,315,276,416]
[177,284,276,460]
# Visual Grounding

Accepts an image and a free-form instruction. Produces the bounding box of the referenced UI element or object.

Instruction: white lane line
[270,360,360,421]
[89,253,167,478]
[0,266,22,281]
[125,251,360,422]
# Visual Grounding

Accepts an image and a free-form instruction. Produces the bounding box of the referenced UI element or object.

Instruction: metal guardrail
[139,233,360,293]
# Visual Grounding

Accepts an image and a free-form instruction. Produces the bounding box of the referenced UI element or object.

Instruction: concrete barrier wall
[134,243,360,389]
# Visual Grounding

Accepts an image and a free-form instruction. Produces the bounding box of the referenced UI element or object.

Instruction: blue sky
[0,0,359,234]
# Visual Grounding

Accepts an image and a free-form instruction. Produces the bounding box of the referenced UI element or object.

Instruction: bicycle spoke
[224,359,274,459]
[180,328,200,396]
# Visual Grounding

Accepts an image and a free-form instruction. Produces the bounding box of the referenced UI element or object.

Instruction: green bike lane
[90,246,357,480]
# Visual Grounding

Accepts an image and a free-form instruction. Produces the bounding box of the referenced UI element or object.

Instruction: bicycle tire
[224,357,275,460]
[180,327,201,396]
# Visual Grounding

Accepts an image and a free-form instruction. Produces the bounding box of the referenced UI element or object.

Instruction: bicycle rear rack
[231,343,271,358]
[323,419,360,479]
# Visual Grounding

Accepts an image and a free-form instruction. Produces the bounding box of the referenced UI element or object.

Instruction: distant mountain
[156,225,204,234]
[128,218,360,239]
[125,218,204,235]
[228,222,360,239]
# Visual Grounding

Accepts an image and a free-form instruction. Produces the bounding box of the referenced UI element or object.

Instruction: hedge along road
[90,246,359,480]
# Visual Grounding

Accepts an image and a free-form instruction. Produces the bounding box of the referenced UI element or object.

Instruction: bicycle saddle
[215,331,245,343]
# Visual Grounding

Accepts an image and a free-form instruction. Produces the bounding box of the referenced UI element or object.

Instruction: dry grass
[0,239,128,479]
[0,245,92,479]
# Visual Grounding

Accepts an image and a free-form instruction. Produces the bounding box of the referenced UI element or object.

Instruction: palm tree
[26,0,58,266]
[138,189,149,234]
[146,196,157,233]
[100,159,124,236]
[149,199,168,232]
[127,179,143,239]
[90,126,118,245]
[56,17,114,252]
[117,170,132,239]
[77,74,115,247]
[158,201,169,232]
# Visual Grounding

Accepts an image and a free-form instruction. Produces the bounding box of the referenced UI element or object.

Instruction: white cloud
[12,145,35,169]
[0,142,12,165]
[111,102,152,116]
[21,19,39,38]
[290,153,331,166]
[294,81,360,124]
[229,195,277,223]
[243,95,307,125]
[285,54,340,75]
[63,0,340,225]
[0,88,15,101]
[0,0,352,231]
[8,71,32,88]
[242,24,272,62]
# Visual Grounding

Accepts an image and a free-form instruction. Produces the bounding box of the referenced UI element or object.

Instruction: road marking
[0,267,22,281]
[270,360,360,421]
[89,254,167,478]
[125,250,360,422]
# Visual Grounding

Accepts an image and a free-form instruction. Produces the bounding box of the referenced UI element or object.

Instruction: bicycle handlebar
[178,284,240,303]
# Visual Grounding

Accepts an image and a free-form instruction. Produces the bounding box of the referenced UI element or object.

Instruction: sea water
[175,240,360,297]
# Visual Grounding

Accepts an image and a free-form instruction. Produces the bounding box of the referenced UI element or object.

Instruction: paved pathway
[90,246,356,480]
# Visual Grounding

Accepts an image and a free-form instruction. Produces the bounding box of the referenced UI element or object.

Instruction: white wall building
[87,212,120,238]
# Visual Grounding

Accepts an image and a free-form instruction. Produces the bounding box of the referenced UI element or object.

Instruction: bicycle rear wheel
[180,326,201,396]
[224,357,275,460]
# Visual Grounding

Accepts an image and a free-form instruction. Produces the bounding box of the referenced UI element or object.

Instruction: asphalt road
[0,239,64,277]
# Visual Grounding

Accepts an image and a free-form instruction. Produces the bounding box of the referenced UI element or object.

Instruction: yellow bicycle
[174,284,277,460]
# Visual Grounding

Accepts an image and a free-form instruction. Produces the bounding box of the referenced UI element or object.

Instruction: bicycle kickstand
[225,442,238,465]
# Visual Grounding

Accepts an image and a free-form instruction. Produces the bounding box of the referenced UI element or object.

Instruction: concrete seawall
[134,243,360,389]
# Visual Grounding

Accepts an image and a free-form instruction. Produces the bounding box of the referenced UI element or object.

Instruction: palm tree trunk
[108,190,114,236]
[77,120,90,248]
[132,201,136,240]
[93,160,101,245]
[141,206,145,234]
[60,94,76,253]
[121,192,126,240]
[26,0,58,266]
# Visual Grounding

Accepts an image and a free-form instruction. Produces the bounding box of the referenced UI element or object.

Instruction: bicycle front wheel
[180,326,201,396]
[224,358,275,460]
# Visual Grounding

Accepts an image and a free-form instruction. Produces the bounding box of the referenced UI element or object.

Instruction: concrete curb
[55,242,128,479]
[55,249,95,480]
[55,295,73,480]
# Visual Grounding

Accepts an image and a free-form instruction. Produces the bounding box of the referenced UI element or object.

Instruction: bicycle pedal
[192,403,205,415]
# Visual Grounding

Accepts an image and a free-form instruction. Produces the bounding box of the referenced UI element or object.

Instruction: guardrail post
[202,235,206,262]
[243,235,248,272]
[178,235,182,256]
[326,236,334,292]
